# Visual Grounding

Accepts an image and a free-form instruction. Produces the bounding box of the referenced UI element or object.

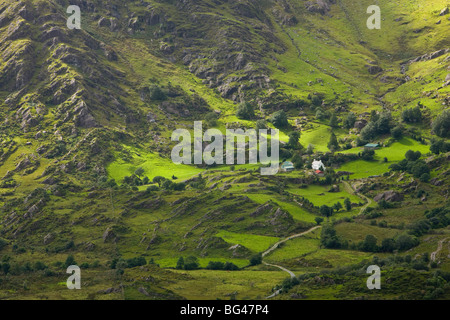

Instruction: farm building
[364,143,380,150]
[314,170,324,177]
[280,161,295,172]
[312,159,326,171]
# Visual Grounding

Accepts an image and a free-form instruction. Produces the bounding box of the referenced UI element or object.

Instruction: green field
[216,230,281,253]
[107,145,205,183]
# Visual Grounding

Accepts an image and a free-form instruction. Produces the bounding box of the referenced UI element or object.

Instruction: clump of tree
[389,150,430,181]
[430,139,450,155]
[329,113,339,128]
[402,105,423,123]
[249,253,263,266]
[110,256,147,269]
[360,112,394,143]
[343,112,357,129]
[189,174,206,190]
[206,261,239,271]
[291,152,304,169]
[360,149,375,161]
[149,85,167,101]
[327,132,339,151]
[287,131,301,149]
[176,256,200,270]
[353,233,419,253]
[320,224,347,249]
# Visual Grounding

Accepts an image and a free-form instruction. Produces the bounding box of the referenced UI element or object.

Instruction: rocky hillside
[0,0,449,300]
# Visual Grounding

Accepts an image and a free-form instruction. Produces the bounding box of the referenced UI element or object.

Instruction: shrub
[432,109,450,138]
[271,110,289,128]
[249,254,263,266]
[236,102,255,120]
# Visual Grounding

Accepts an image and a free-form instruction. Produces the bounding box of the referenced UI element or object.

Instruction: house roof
[315,170,323,174]
[365,143,379,148]
[281,161,294,169]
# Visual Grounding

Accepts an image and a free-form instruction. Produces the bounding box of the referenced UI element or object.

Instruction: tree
[329,113,339,128]
[405,150,421,161]
[360,122,377,141]
[236,102,255,120]
[311,95,322,107]
[380,238,396,253]
[360,235,378,252]
[396,234,419,251]
[402,106,422,123]
[292,153,304,169]
[161,179,174,190]
[149,85,166,101]
[375,112,392,134]
[315,108,326,121]
[184,256,200,270]
[420,173,431,183]
[430,139,450,155]
[65,255,77,268]
[255,120,267,132]
[176,257,185,270]
[288,131,301,149]
[271,110,289,128]
[361,149,375,161]
[223,262,239,271]
[153,176,165,187]
[249,254,263,266]
[333,202,343,213]
[320,224,344,249]
[0,238,7,251]
[1,262,10,275]
[306,144,314,155]
[343,112,357,129]
[320,205,333,218]
[432,109,450,138]
[207,261,225,270]
[391,126,403,140]
[315,217,324,225]
[134,167,145,178]
[344,198,352,212]
[327,132,339,151]
[411,162,430,179]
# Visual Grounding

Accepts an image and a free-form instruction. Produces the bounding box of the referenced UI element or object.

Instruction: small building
[314,170,324,177]
[364,143,380,150]
[312,159,326,171]
[281,161,295,172]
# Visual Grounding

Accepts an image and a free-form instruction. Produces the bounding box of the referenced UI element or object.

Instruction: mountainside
[0,0,449,300]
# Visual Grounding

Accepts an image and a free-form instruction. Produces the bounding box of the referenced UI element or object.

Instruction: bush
[236,102,255,120]
[396,234,419,251]
[184,256,200,270]
[271,110,289,128]
[0,239,7,251]
[320,224,346,249]
[432,109,450,138]
[249,254,263,266]
[402,106,422,123]
[149,85,167,101]
[207,261,225,270]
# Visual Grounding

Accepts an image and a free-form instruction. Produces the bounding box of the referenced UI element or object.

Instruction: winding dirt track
[430,238,449,264]
[263,182,373,298]
[262,226,322,258]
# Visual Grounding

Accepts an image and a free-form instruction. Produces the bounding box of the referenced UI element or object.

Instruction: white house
[312,159,326,171]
